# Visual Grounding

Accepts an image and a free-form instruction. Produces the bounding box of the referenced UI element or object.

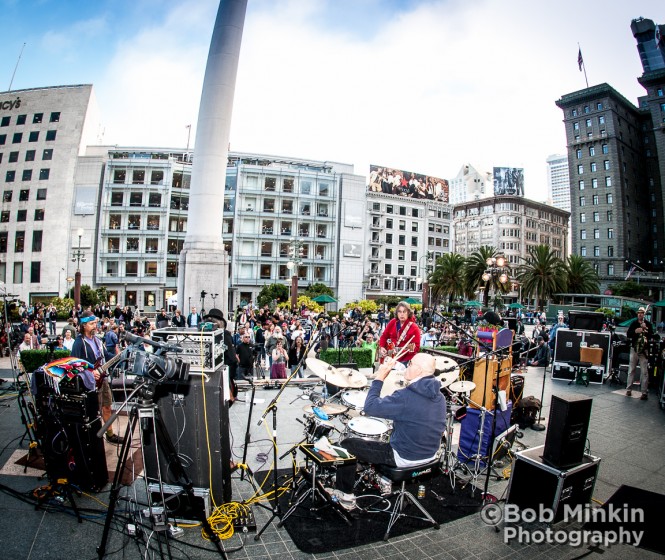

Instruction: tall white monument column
[178,0,247,318]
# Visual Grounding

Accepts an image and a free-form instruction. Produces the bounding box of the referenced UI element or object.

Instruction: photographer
[236,332,255,379]
[288,335,307,378]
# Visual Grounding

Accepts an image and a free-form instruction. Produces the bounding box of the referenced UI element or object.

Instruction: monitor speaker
[568,311,605,331]
[543,394,592,469]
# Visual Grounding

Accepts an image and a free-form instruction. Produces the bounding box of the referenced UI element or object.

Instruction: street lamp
[286,238,304,312]
[482,256,509,311]
[71,228,86,309]
[416,251,434,309]
[66,277,74,299]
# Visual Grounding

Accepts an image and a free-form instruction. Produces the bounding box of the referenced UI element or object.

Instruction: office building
[546,154,571,211]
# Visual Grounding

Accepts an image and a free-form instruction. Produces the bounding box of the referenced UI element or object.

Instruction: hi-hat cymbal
[306,358,368,388]
[448,380,476,393]
[434,356,458,372]
[303,403,348,416]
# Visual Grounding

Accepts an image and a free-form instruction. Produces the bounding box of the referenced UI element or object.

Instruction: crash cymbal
[448,380,476,393]
[306,358,368,388]
[381,370,408,397]
[303,403,348,416]
[434,356,458,372]
[438,369,459,389]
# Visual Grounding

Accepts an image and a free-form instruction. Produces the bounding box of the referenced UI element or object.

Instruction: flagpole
[578,43,589,88]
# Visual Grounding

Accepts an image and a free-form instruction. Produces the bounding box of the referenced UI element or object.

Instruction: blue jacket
[364,375,446,461]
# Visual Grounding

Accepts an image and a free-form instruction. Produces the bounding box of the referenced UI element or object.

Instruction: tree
[256,283,289,309]
[516,245,566,311]
[464,246,510,307]
[607,280,651,301]
[430,253,466,308]
[304,283,334,298]
[80,284,100,309]
[562,255,600,294]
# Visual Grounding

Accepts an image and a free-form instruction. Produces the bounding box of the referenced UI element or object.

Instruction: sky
[0,0,662,202]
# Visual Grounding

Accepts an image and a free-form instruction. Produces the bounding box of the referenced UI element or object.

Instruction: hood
[408,375,443,401]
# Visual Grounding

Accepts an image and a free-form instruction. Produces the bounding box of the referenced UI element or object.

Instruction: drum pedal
[377,475,392,496]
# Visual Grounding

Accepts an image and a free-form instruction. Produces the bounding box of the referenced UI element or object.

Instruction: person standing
[288,335,307,377]
[236,332,255,379]
[378,301,421,365]
[270,340,289,379]
[70,311,121,444]
[187,306,202,328]
[47,305,58,336]
[626,307,653,400]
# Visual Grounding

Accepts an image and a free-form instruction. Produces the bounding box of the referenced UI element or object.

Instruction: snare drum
[307,418,336,441]
[341,390,368,412]
[343,417,390,442]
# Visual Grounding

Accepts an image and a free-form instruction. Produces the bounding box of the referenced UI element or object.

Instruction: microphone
[123,332,182,353]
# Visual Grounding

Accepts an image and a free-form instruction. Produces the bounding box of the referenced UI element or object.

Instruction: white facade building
[546,154,571,211]
[448,163,493,205]
[0,85,100,301]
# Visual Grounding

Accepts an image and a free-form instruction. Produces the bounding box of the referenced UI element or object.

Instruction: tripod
[97,379,228,560]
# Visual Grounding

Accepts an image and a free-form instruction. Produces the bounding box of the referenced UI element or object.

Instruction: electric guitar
[93,351,125,388]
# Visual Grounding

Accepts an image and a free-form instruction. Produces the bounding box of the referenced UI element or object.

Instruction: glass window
[42,149,53,160]
[14,231,24,252]
[17,209,26,221]
[0,116,9,127]
[49,112,60,123]
[3,191,12,202]
[580,230,587,239]
[578,165,583,174]
[128,215,141,229]
[29,131,39,142]
[580,246,587,256]
[45,130,57,141]
[594,246,600,257]
[591,163,597,172]
[603,160,610,170]
[0,211,8,222]
[579,196,585,206]
[34,209,44,221]
[129,192,142,207]
[0,232,6,253]
[39,168,49,180]
[593,229,600,239]
[593,212,600,222]
[111,192,123,206]
[108,238,120,253]
[25,150,35,162]
[12,133,22,144]
[16,115,26,125]
[602,144,608,154]
[30,262,40,283]
[580,213,586,223]
[22,169,32,181]
[36,188,46,200]
[32,230,42,252]
[0,134,6,145]
[125,261,138,276]
[126,238,139,251]
[113,169,126,183]
[592,195,599,205]
[148,193,161,207]
[8,151,18,163]
[147,215,160,230]
[19,189,29,201]
[33,113,43,124]
[606,193,613,204]
[132,170,145,184]
[576,149,582,159]
[608,228,614,238]
[579,180,584,190]
[150,170,164,185]
[145,262,158,277]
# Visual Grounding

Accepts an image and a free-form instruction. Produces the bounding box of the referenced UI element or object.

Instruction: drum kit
[298,357,478,480]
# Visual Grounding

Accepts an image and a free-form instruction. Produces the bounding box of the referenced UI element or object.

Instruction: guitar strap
[83,335,104,364]
[395,320,412,347]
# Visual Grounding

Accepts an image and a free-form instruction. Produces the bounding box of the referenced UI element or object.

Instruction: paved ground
[0,336,664,559]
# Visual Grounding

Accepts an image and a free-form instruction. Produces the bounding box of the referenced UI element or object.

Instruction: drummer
[378,301,421,365]
[329,353,446,510]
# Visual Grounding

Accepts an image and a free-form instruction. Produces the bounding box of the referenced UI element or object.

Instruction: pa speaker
[543,394,592,469]
[568,311,605,332]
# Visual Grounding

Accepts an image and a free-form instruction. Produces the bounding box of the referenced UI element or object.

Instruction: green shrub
[318,348,374,369]
[19,349,71,373]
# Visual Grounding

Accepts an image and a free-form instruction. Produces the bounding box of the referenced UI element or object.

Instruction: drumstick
[393,337,415,362]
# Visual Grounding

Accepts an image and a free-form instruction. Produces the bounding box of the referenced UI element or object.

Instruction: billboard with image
[493,167,524,196]
[368,165,449,203]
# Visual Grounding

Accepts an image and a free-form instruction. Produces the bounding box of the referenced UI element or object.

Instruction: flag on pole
[625,265,636,281]
[577,48,584,71]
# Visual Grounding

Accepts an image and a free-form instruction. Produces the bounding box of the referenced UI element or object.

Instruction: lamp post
[66,277,74,299]
[286,238,304,312]
[416,251,434,309]
[71,228,86,309]
[57,267,64,298]
[482,256,509,311]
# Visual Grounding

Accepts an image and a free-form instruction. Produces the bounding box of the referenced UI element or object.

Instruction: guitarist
[378,301,421,366]
[70,310,122,444]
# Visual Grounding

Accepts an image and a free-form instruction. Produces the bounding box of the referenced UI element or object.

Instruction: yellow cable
[81,491,108,508]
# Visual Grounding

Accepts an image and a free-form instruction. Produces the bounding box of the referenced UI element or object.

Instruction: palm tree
[516,245,566,311]
[430,253,466,308]
[562,254,600,294]
[464,246,510,307]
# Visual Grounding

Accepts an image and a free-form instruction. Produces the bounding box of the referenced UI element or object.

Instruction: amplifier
[53,391,99,424]
[552,362,575,381]
[152,327,226,374]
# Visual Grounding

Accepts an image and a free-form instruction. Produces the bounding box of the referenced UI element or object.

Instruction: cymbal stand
[239,380,257,484]
[439,407,457,490]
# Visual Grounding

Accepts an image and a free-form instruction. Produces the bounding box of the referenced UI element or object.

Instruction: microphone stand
[531,359,548,432]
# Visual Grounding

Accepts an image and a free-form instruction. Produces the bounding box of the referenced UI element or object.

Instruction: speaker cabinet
[142,372,231,503]
[507,445,600,523]
[543,395,592,469]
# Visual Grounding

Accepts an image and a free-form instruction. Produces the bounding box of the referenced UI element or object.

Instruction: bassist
[70,310,122,444]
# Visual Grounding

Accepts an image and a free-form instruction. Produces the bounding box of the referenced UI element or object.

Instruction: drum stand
[277,443,353,527]
[439,409,457,490]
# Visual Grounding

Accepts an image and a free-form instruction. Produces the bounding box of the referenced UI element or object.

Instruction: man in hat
[70,310,122,444]
[421,327,438,348]
[626,307,653,400]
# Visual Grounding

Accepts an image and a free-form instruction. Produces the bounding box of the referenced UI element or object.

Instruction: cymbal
[438,370,459,389]
[448,380,476,393]
[303,403,348,416]
[381,370,408,397]
[434,356,458,371]
[305,358,368,388]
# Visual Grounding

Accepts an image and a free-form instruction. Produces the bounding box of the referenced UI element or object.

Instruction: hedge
[19,349,71,373]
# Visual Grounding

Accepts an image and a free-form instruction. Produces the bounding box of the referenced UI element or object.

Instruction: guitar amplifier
[152,327,226,374]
